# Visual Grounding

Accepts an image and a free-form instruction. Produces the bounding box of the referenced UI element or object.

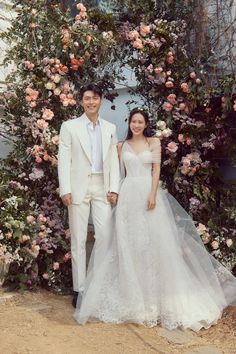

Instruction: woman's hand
[147,194,156,210]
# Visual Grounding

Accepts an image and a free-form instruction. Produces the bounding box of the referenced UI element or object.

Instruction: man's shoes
[72,291,83,309]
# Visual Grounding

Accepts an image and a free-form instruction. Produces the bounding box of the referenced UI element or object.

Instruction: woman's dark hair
[80,83,103,99]
[126,108,154,140]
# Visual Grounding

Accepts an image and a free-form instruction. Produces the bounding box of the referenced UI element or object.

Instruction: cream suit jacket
[58,114,120,204]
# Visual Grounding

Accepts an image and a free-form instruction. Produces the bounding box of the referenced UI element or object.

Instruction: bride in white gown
[74,108,236,331]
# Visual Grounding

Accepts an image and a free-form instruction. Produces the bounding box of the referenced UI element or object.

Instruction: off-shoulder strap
[149,137,161,164]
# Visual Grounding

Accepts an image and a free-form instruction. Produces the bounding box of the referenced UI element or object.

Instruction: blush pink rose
[190,72,196,79]
[26,215,35,223]
[128,30,139,40]
[167,142,178,153]
[52,135,59,145]
[181,83,191,93]
[162,101,173,112]
[167,94,177,105]
[178,134,185,143]
[167,55,174,64]
[165,81,174,88]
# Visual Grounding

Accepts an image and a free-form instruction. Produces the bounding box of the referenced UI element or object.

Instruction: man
[58,83,120,308]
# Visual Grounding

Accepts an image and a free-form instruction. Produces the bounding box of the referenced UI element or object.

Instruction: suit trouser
[68,174,113,292]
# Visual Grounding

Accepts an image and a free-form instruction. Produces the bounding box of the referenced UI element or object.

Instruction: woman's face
[129,113,147,137]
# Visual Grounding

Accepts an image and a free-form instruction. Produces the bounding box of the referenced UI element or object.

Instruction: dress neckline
[125,141,150,156]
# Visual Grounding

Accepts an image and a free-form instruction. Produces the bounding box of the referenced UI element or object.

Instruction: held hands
[61,193,72,206]
[107,192,118,207]
[147,194,156,210]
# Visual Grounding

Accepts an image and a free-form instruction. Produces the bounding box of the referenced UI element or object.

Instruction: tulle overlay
[74,140,236,331]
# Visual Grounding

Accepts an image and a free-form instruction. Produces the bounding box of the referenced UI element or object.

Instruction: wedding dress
[74,139,236,331]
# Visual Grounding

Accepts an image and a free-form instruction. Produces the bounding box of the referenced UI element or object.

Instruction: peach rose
[140,24,151,37]
[52,135,59,145]
[133,38,143,49]
[37,119,48,130]
[128,30,139,40]
[26,215,35,223]
[42,108,54,121]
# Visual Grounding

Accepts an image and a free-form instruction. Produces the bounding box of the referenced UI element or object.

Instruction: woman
[74,108,236,331]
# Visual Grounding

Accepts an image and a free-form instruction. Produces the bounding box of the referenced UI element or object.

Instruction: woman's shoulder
[147,136,161,146]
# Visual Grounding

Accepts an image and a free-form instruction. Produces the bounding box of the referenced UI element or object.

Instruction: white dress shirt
[85,115,103,173]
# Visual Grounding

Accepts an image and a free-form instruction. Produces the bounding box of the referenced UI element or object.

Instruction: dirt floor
[0,289,235,354]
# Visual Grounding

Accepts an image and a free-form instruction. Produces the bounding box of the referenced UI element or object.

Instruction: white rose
[53,74,61,83]
[226,239,233,247]
[156,120,166,130]
[211,240,219,250]
[162,128,172,137]
[155,130,163,138]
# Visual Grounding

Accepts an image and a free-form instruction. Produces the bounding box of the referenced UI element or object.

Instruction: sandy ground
[0,289,235,354]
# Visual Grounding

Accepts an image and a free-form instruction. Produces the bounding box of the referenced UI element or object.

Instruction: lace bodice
[121,139,161,178]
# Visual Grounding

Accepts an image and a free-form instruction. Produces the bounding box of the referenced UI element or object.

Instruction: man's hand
[62,193,72,206]
[107,192,118,207]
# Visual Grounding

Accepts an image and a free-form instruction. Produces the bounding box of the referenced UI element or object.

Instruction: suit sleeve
[58,122,72,197]
[109,126,120,194]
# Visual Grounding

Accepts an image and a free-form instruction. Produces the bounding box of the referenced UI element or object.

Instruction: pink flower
[154,67,163,74]
[178,134,185,143]
[197,223,207,235]
[140,24,151,37]
[29,167,44,181]
[182,157,191,167]
[42,108,54,121]
[31,9,37,17]
[190,72,196,79]
[37,119,48,130]
[167,55,174,64]
[167,94,177,105]
[195,78,201,84]
[63,252,71,262]
[167,142,178,153]
[77,3,87,12]
[53,262,60,270]
[226,239,233,247]
[162,101,173,112]
[211,240,219,250]
[181,83,191,93]
[128,30,139,40]
[51,135,59,145]
[30,23,37,30]
[186,137,192,145]
[133,38,143,49]
[35,156,42,163]
[30,101,36,108]
[26,215,35,223]
[165,81,174,88]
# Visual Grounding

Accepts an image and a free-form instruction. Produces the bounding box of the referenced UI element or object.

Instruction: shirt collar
[84,114,101,126]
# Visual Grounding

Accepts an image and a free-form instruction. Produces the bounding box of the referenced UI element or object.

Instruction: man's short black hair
[80,83,103,99]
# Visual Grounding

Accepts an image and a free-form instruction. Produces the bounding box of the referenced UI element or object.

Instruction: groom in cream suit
[58,84,120,308]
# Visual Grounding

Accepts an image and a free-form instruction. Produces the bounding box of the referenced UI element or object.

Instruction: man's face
[80,90,102,116]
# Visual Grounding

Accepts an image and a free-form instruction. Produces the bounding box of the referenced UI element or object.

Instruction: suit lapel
[76,115,92,163]
[101,120,111,162]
